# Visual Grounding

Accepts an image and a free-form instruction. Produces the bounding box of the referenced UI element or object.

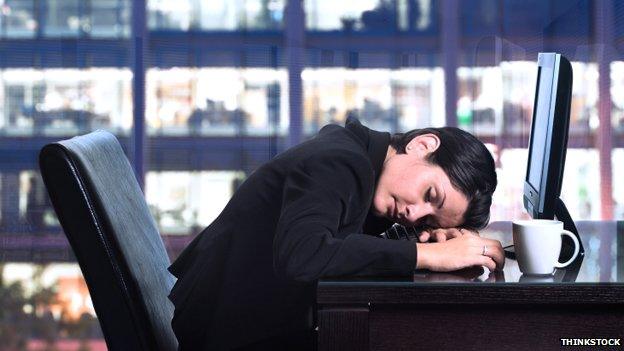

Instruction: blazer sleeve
[273,151,416,283]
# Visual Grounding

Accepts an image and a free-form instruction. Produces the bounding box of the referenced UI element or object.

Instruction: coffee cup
[512,219,580,275]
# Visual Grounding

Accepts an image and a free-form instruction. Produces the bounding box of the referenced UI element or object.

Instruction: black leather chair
[39,130,178,351]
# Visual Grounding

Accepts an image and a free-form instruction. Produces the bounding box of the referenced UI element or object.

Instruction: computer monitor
[522,53,584,271]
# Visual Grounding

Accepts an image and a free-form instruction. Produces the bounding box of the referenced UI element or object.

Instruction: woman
[168,117,504,350]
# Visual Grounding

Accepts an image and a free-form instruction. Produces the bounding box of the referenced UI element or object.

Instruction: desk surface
[318,221,624,305]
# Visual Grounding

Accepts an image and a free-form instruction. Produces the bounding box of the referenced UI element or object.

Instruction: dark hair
[390,127,497,230]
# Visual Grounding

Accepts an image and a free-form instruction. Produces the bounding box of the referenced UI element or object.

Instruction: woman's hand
[417,227,479,243]
[415,233,505,272]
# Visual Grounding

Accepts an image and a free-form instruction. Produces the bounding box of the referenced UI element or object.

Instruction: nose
[405,203,434,225]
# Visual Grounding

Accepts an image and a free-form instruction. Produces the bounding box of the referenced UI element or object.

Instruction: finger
[418,231,430,242]
[477,255,497,271]
[484,245,505,270]
[493,248,505,270]
[471,242,489,256]
[472,244,504,270]
[433,230,447,242]
[480,239,505,270]
[446,228,463,239]
[468,237,502,261]
[468,241,496,264]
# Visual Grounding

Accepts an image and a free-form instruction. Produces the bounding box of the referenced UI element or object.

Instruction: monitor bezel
[523,53,573,219]
[518,53,584,277]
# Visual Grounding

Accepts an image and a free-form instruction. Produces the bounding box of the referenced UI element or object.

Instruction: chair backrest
[39,130,178,351]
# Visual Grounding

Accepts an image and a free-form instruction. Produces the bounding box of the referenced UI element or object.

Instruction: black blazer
[168,118,416,349]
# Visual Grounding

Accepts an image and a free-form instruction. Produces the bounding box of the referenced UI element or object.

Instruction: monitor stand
[554,198,584,282]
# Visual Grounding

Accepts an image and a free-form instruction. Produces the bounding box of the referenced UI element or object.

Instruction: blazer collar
[344,116,390,185]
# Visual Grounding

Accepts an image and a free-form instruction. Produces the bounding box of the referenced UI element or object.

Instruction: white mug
[512,219,580,275]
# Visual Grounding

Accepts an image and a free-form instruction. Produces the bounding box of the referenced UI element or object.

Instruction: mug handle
[555,230,580,268]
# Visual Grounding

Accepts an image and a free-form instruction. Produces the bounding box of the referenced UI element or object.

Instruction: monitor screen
[520,53,583,268]
[523,53,572,219]
[527,65,554,190]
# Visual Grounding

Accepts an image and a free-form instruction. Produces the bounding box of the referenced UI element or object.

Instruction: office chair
[39,130,178,351]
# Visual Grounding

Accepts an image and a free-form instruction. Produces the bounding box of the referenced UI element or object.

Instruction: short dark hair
[390,127,497,230]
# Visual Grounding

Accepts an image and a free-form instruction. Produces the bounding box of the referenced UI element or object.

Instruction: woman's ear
[405,134,440,155]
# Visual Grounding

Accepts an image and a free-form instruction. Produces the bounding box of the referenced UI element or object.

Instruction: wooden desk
[317,221,624,351]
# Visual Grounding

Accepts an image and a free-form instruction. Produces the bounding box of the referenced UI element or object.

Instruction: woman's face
[372,134,469,229]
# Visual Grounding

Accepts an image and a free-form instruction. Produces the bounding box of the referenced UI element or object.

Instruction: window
[146,68,286,136]
[303,68,444,135]
[2,0,37,38]
[1,69,132,136]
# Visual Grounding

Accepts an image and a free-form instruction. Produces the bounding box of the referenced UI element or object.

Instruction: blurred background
[0,0,622,349]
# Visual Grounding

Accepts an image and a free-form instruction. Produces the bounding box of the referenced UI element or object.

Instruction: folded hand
[416,233,505,272]
[417,227,479,243]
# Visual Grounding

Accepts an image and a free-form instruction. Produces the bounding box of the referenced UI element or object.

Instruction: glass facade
[148,0,285,31]
[613,149,624,218]
[1,0,37,38]
[305,0,436,33]
[44,0,82,37]
[146,68,287,136]
[0,0,131,38]
[611,62,624,131]
[302,68,445,134]
[1,0,136,345]
[91,0,132,37]
[145,170,245,234]
[456,62,598,137]
[0,68,133,136]
[1,0,623,347]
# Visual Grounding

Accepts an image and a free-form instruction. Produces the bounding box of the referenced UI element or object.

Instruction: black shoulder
[317,123,343,135]
[296,149,375,199]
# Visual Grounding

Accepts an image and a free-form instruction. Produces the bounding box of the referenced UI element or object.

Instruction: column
[441,0,459,128]
[132,0,147,190]
[595,0,614,219]
[286,0,305,148]
[1,172,20,231]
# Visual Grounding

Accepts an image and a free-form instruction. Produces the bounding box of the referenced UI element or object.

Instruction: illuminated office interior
[0,0,623,347]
